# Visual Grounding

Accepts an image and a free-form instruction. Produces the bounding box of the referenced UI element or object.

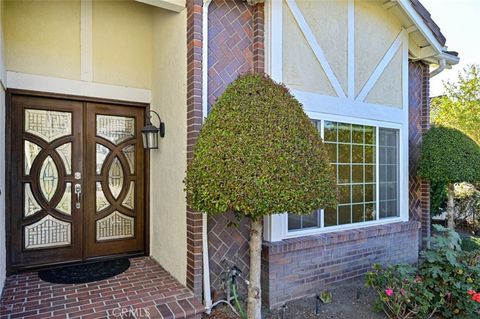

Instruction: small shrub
[462,236,480,252]
[365,264,436,319]
[418,225,480,318]
[366,225,480,319]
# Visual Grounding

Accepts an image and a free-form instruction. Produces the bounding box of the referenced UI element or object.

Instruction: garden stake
[315,294,321,315]
[281,304,288,319]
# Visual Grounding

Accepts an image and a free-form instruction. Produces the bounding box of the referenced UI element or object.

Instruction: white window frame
[263,0,409,242]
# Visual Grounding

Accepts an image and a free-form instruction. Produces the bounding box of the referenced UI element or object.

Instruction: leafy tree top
[185,74,337,220]
[418,126,480,184]
[431,65,480,143]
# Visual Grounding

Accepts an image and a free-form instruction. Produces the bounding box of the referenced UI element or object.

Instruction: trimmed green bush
[418,126,480,227]
[185,73,337,318]
[185,73,337,219]
[418,126,480,185]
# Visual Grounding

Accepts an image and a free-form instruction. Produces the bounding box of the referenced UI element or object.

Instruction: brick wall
[206,0,264,299]
[408,61,431,247]
[261,221,420,308]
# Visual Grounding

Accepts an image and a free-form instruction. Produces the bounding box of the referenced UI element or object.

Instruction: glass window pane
[352,145,364,163]
[302,211,319,228]
[324,121,337,142]
[288,214,302,231]
[379,128,400,218]
[324,207,337,227]
[325,143,337,162]
[338,164,351,184]
[352,204,364,223]
[352,165,363,183]
[352,185,364,203]
[338,123,351,143]
[338,205,351,225]
[352,125,364,144]
[338,144,351,163]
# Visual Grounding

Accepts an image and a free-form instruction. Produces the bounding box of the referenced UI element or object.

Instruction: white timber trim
[396,0,442,55]
[135,0,185,12]
[265,0,283,82]
[285,0,346,98]
[347,0,355,100]
[80,0,93,82]
[202,0,212,121]
[7,72,151,103]
[356,29,406,103]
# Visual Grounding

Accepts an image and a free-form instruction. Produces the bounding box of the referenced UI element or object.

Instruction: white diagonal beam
[356,29,406,102]
[285,0,347,98]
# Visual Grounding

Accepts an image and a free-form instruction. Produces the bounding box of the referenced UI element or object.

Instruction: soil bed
[203,277,386,319]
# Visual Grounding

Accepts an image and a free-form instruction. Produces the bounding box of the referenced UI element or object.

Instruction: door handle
[74,184,81,209]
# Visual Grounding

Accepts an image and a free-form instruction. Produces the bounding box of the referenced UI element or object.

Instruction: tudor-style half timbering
[272,0,408,109]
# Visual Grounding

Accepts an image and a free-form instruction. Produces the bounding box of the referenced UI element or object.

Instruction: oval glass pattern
[24,183,41,217]
[108,157,124,199]
[122,145,135,174]
[39,155,59,202]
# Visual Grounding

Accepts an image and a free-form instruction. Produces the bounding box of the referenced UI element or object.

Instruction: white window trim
[264,0,410,242]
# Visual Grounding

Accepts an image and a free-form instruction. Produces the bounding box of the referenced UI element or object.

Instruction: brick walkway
[0,257,204,319]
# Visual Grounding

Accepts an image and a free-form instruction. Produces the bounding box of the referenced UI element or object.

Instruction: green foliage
[430,180,447,216]
[365,264,436,319]
[418,225,480,318]
[367,226,480,318]
[417,126,480,185]
[431,65,480,144]
[185,74,337,219]
[461,236,480,252]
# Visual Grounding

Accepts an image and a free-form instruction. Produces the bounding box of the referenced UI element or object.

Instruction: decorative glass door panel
[9,95,84,269]
[8,94,146,271]
[85,103,145,258]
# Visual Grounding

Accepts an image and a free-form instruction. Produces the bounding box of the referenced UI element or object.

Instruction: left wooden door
[9,95,84,270]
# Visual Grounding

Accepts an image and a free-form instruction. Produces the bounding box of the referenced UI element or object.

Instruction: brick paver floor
[0,257,204,319]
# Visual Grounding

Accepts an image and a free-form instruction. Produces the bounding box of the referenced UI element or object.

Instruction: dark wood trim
[5,89,151,274]
[5,90,13,275]
[6,89,149,109]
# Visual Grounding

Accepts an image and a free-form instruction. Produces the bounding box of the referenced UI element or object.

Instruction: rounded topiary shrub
[185,73,337,220]
[418,126,480,185]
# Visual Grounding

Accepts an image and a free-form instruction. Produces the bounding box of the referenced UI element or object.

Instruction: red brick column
[408,61,431,248]
[186,0,204,297]
[253,3,265,74]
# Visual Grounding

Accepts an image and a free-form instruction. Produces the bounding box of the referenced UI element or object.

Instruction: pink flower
[385,289,394,297]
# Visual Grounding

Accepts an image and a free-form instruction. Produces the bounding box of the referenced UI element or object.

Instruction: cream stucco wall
[4,0,153,89]
[4,0,81,80]
[282,0,404,108]
[149,7,187,285]
[0,0,6,293]
[93,0,153,89]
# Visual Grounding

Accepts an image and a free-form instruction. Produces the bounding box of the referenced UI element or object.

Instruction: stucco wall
[4,0,153,89]
[4,0,81,80]
[149,7,187,285]
[282,0,404,108]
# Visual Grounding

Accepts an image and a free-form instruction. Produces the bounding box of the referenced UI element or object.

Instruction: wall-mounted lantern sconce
[142,110,165,150]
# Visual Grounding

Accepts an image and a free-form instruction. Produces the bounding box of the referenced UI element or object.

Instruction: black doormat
[38,258,130,284]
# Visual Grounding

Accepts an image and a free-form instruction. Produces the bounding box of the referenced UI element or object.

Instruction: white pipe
[202,0,213,314]
[430,58,446,78]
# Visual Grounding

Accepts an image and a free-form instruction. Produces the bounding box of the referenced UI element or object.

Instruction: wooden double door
[8,93,147,272]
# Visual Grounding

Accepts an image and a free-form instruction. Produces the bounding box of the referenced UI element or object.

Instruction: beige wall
[149,7,187,285]
[4,0,81,80]
[282,0,404,108]
[92,0,152,89]
[0,0,6,293]
[4,0,153,89]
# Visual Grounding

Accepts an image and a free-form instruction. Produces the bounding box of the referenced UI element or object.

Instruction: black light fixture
[142,110,165,150]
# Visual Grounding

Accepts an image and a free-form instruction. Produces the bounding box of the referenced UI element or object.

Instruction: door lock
[74,184,82,209]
